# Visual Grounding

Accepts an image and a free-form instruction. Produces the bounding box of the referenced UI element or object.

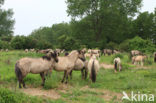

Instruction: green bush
[119,39,130,52]
[106,42,118,50]
[0,40,11,49]
[129,36,156,53]
[119,36,156,53]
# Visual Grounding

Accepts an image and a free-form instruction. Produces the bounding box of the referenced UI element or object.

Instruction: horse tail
[91,61,96,82]
[15,62,22,82]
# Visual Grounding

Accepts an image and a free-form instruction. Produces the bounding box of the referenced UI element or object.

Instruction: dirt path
[81,86,123,102]
[20,84,123,102]
[21,87,60,99]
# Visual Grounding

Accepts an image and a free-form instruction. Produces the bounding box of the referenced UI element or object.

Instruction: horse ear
[51,51,56,58]
[78,50,81,54]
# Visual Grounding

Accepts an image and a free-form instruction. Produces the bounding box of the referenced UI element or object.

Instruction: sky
[2,0,156,36]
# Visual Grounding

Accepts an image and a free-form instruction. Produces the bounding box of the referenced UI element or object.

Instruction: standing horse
[130,50,142,58]
[15,51,58,88]
[69,59,88,80]
[132,55,147,66]
[64,53,87,79]
[88,54,100,82]
[114,57,122,73]
[53,50,85,83]
[103,49,113,56]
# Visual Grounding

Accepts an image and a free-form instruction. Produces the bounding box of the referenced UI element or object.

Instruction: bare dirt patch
[81,85,123,102]
[21,87,60,99]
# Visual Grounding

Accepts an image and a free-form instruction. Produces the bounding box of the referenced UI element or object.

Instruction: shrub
[129,36,156,53]
[106,42,118,50]
[119,36,156,53]
[0,87,43,103]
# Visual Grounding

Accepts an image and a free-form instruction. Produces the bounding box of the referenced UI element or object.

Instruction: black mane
[42,56,51,61]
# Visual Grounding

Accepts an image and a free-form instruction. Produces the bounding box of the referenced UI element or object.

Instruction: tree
[133,11,155,41]
[66,0,142,48]
[0,0,15,37]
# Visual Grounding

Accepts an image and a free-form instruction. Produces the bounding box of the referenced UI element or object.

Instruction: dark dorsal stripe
[42,56,51,61]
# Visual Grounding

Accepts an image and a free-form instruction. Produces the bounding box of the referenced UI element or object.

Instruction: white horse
[114,57,122,73]
[88,54,100,82]
[53,50,85,83]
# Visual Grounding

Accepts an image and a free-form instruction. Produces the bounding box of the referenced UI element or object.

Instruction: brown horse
[15,51,58,88]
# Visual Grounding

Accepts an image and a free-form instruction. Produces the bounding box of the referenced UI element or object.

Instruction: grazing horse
[113,50,120,54]
[5,49,8,52]
[25,49,28,53]
[88,54,100,82]
[132,55,147,66]
[38,49,53,54]
[103,49,113,56]
[30,49,35,52]
[114,57,122,73]
[15,51,58,88]
[53,50,85,83]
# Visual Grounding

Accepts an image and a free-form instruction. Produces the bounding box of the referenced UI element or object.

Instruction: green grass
[0,51,156,103]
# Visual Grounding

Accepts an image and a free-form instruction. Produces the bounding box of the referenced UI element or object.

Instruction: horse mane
[42,56,51,61]
[65,52,69,56]
[68,50,77,56]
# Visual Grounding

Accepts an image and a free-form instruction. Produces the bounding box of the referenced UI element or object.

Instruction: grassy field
[0,51,156,103]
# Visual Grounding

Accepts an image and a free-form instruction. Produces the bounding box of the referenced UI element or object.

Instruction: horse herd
[13,48,156,88]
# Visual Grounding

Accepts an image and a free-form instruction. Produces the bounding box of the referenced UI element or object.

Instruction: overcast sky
[2,0,156,36]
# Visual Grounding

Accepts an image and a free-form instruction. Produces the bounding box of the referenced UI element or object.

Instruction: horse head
[50,51,59,63]
[78,50,86,61]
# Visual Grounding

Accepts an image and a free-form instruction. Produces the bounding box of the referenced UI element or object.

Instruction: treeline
[0,0,156,52]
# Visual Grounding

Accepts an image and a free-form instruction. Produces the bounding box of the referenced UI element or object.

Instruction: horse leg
[69,70,72,80]
[61,71,67,83]
[40,72,45,86]
[21,76,26,88]
[81,69,84,79]
[65,69,72,84]
[18,77,22,88]
[84,68,88,80]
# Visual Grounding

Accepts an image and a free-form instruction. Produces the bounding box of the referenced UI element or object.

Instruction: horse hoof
[65,82,68,84]
[23,86,27,89]
[61,80,64,83]
[41,84,44,86]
